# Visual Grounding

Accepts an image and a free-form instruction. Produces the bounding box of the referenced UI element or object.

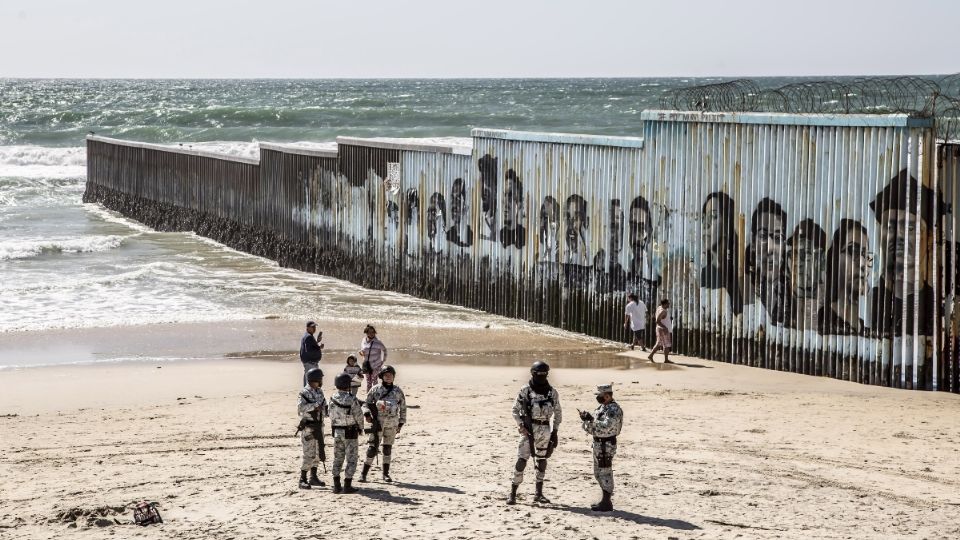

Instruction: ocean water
[0,77,908,365]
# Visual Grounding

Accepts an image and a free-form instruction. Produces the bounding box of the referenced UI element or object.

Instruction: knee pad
[514,458,527,471]
[536,459,547,472]
[382,445,392,456]
[366,446,378,459]
[597,455,613,468]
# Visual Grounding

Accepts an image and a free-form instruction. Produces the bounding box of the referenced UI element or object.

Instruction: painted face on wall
[503,175,522,228]
[628,205,651,254]
[702,198,722,252]
[839,228,873,298]
[753,210,785,281]
[788,240,824,298]
[610,201,623,254]
[450,179,466,224]
[565,197,587,253]
[427,194,444,238]
[881,209,926,285]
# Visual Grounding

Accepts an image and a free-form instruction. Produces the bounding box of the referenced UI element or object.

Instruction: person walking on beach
[358,325,387,391]
[648,299,674,364]
[623,293,648,351]
[300,321,324,386]
[296,368,327,489]
[329,373,364,494]
[507,361,561,506]
[359,365,406,483]
[579,383,623,512]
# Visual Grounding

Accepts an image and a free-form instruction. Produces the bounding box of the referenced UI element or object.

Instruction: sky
[0,0,957,78]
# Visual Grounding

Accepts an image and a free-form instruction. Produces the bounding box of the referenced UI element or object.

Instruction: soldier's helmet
[378,365,397,379]
[305,368,324,383]
[334,373,352,390]
[530,361,550,375]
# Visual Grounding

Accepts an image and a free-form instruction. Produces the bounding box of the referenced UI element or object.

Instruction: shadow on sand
[552,503,700,531]
[394,482,465,494]
[354,486,420,505]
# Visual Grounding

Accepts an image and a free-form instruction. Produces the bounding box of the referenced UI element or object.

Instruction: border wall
[83,111,960,392]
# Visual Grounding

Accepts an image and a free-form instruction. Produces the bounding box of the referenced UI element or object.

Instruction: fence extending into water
[84,110,960,392]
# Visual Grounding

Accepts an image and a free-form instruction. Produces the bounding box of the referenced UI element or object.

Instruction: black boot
[309,467,325,487]
[382,463,392,483]
[533,482,550,504]
[343,478,358,494]
[298,470,311,490]
[332,476,342,494]
[592,490,613,512]
[506,483,519,505]
[359,464,371,483]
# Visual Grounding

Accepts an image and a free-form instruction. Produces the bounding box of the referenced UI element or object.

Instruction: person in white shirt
[649,299,674,364]
[623,293,648,351]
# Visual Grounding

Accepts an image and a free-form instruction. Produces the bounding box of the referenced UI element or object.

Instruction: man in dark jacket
[300,321,324,386]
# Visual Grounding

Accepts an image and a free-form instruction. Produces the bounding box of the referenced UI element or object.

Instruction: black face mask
[596,395,610,404]
[382,381,393,388]
[530,374,550,393]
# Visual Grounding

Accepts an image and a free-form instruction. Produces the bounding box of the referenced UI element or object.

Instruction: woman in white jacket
[358,324,388,391]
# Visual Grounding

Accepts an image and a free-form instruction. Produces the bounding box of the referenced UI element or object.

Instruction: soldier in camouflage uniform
[579,383,623,512]
[297,367,327,490]
[329,373,364,494]
[507,361,561,505]
[359,365,407,483]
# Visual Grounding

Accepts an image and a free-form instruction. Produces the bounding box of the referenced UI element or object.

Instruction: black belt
[531,419,551,425]
[594,436,617,444]
[332,425,357,429]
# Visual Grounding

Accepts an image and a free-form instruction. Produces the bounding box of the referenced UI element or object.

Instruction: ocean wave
[0,176,85,207]
[0,234,132,261]
[0,145,86,179]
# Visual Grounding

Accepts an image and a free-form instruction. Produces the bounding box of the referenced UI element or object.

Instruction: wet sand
[1,323,960,539]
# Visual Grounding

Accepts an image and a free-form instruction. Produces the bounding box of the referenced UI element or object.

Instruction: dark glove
[398,423,404,430]
[549,429,558,449]
[579,410,594,422]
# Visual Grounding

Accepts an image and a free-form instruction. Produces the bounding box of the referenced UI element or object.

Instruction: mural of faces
[786,219,826,300]
[750,198,787,285]
[564,194,589,265]
[539,196,560,263]
[446,177,473,248]
[868,169,942,337]
[427,192,446,241]
[500,170,525,249]
[478,154,499,240]
[820,219,872,335]
[610,199,624,256]
[628,196,654,278]
[700,191,743,315]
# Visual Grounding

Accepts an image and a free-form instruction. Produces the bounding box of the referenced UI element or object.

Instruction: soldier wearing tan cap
[579,383,623,512]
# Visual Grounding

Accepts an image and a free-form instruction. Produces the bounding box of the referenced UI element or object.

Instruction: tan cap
[595,383,613,395]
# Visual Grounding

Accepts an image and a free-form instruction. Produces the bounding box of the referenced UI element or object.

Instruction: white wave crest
[0,146,87,179]
[0,234,132,261]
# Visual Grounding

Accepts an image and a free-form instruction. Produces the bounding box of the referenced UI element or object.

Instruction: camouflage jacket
[362,384,406,424]
[582,400,623,439]
[512,385,562,428]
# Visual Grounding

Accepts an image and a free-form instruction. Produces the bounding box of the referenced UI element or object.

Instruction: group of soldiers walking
[295,323,623,511]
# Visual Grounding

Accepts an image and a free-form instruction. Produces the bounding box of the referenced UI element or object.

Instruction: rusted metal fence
[84,112,960,392]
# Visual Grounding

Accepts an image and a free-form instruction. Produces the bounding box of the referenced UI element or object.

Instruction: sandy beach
[1,322,959,540]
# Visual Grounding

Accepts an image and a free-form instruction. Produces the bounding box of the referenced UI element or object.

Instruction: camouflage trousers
[364,421,398,466]
[592,440,617,493]
[512,424,552,485]
[332,429,359,479]
[300,426,323,472]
